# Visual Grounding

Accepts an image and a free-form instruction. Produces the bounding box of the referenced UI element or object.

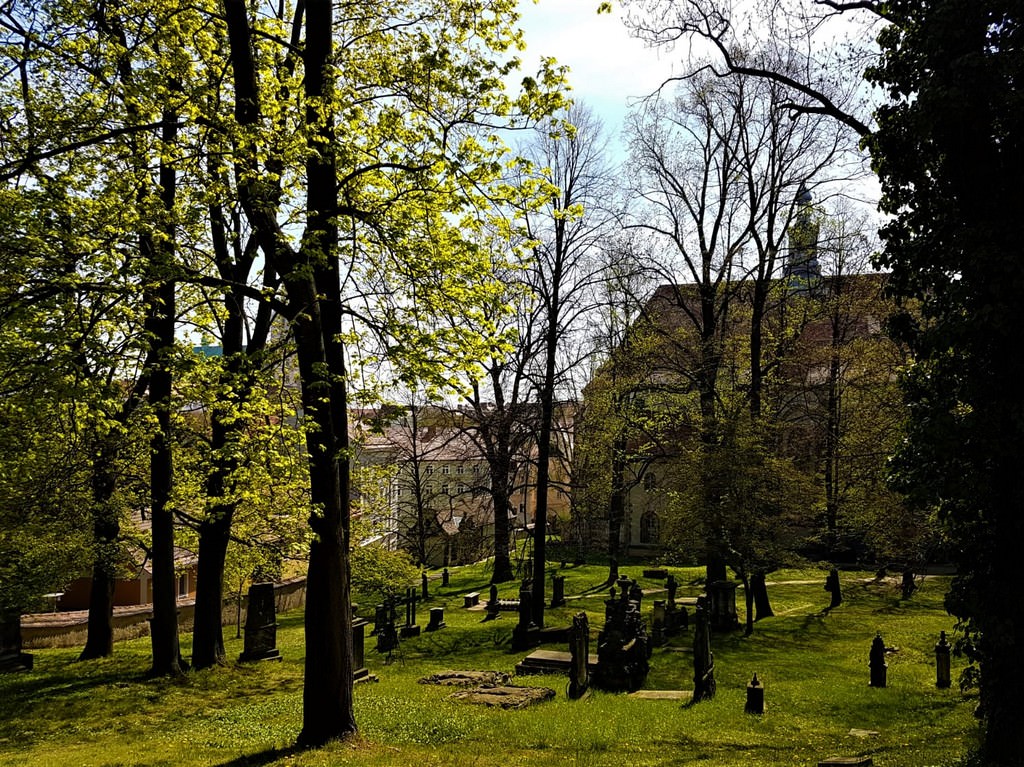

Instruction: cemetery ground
[0,564,978,767]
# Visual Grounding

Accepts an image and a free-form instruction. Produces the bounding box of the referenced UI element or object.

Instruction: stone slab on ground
[818,757,873,766]
[847,729,880,738]
[418,670,511,687]
[627,690,693,701]
[450,685,556,709]
[515,649,598,676]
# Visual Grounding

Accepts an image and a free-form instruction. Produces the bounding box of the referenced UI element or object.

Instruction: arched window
[640,510,660,544]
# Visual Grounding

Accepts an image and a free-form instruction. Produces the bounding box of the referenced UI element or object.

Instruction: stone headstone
[511,581,541,651]
[426,606,446,632]
[352,618,375,682]
[442,567,450,587]
[400,586,421,638]
[485,584,501,621]
[372,603,388,636]
[707,580,740,631]
[422,572,429,600]
[935,630,951,689]
[594,580,649,692]
[692,596,716,702]
[0,613,32,673]
[869,632,887,687]
[551,574,566,608]
[239,582,281,662]
[568,611,590,699]
[376,598,399,653]
[666,573,678,605]
[745,673,764,714]
[652,599,667,646]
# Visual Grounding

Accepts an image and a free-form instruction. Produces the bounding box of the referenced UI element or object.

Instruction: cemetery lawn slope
[0,565,980,766]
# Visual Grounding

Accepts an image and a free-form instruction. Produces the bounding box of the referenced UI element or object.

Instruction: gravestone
[422,572,429,600]
[935,630,951,689]
[593,582,650,692]
[651,599,667,646]
[0,613,32,673]
[901,570,917,600]
[707,580,740,631]
[568,611,591,699]
[663,573,688,635]
[426,606,446,632]
[511,581,541,651]
[352,618,375,682]
[484,583,501,621]
[376,598,399,653]
[239,582,281,662]
[551,574,566,608]
[745,673,764,714]
[869,632,887,687]
[825,568,843,608]
[400,586,421,638]
[628,580,644,608]
[692,595,716,702]
[372,603,388,636]
[442,567,450,587]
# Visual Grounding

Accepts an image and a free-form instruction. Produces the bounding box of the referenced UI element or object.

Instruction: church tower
[785,184,822,294]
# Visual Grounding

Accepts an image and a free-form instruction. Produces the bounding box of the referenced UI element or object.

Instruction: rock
[449,685,556,709]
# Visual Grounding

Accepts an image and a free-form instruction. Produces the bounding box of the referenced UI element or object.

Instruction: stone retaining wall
[21,577,307,649]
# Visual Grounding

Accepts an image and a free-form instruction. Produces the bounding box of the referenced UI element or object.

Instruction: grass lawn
[0,564,980,767]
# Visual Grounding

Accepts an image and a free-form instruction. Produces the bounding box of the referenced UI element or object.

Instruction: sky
[514,0,681,152]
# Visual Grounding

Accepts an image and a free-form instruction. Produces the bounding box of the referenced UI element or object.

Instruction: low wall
[21,577,307,649]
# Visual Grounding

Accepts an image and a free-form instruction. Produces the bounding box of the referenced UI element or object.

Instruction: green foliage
[350,544,421,603]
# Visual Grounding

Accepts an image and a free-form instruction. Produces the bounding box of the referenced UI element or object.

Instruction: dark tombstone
[745,673,765,714]
[239,582,281,662]
[869,632,887,687]
[0,612,32,673]
[628,580,644,608]
[352,618,370,682]
[651,599,667,646]
[376,598,399,653]
[422,572,429,600]
[442,567,450,587]
[666,573,678,606]
[593,580,650,692]
[485,584,501,621]
[707,580,740,631]
[692,595,716,702]
[511,580,541,650]
[372,603,388,636]
[568,611,591,699]
[551,574,566,608]
[901,570,917,600]
[426,606,446,632]
[401,586,421,638]
[825,568,843,609]
[935,630,951,689]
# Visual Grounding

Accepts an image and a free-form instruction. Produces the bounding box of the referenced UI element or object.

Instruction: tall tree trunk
[148,109,186,678]
[607,430,627,584]
[489,473,514,583]
[79,441,119,660]
[295,0,356,744]
[740,572,754,636]
[751,572,773,619]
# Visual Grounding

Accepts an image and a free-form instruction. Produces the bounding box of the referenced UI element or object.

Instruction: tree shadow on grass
[210,744,305,766]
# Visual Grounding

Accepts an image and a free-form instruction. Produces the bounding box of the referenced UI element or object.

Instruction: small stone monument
[422,572,429,600]
[869,632,887,687]
[400,586,421,638]
[352,618,373,682]
[651,599,667,646]
[628,580,644,608]
[442,567,450,587]
[0,612,33,673]
[239,582,281,662]
[568,611,591,699]
[594,581,650,692]
[484,583,501,621]
[511,580,541,651]
[825,568,843,609]
[372,603,388,636]
[376,598,399,653]
[426,606,446,632]
[745,673,764,714]
[708,580,740,631]
[692,595,716,702]
[551,574,566,608]
[935,630,951,689]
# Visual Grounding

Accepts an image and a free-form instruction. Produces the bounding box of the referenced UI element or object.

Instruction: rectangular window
[441,464,450,475]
